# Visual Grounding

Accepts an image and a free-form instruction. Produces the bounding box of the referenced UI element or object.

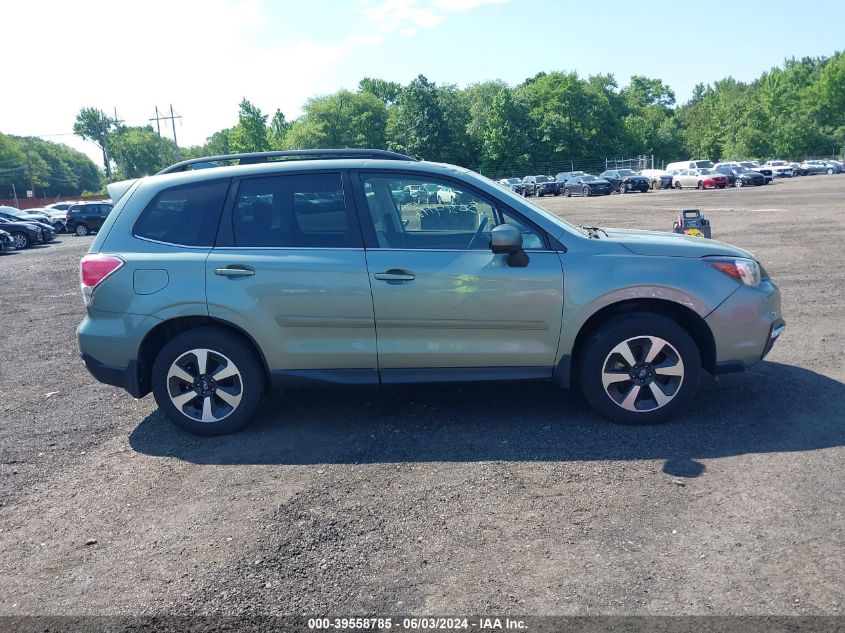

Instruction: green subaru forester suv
[78,150,784,435]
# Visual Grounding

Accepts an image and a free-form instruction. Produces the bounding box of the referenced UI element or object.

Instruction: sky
[3,0,844,166]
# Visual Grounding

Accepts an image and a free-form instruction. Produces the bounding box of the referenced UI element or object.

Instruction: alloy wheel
[601,336,685,412]
[166,348,244,423]
[12,233,28,249]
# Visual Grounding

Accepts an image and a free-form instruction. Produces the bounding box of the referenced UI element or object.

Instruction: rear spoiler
[106,179,138,203]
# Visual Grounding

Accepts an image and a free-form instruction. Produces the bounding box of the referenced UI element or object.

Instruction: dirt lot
[1,176,843,620]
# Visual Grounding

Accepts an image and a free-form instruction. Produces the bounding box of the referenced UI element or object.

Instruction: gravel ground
[0,176,843,619]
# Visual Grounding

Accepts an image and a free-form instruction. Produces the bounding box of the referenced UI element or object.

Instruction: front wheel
[697,181,704,190]
[735,179,744,188]
[583,187,591,197]
[11,232,29,249]
[674,182,682,190]
[563,187,571,197]
[827,168,834,175]
[579,313,701,425]
[151,327,266,435]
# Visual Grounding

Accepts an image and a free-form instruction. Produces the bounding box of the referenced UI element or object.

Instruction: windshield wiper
[581,226,607,239]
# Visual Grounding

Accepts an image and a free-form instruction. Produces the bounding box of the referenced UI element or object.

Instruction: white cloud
[0,0,510,166]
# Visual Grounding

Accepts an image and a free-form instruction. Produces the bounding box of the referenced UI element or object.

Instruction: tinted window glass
[232,173,351,248]
[133,179,228,247]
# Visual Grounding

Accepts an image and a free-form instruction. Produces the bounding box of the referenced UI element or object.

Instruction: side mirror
[490,224,529,267]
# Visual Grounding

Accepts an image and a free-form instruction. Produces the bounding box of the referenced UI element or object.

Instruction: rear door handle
[374,269,415,282]
[215,266,255,277]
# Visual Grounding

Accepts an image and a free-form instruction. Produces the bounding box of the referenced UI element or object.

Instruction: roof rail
[156,149,417,175]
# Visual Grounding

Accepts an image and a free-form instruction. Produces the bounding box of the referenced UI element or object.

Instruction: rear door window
[133,179,229,247]
[231,172,356,248]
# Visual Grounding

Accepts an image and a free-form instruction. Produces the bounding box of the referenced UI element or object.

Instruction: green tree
[73,107,114,177]
[268,109,290,150]
[358,77,402,106]
[230,99,269,153]
[285,90,388,149]
[110,126,177,178]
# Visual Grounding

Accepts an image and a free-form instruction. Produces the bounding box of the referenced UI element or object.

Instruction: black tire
[651,180,659,191]
[674,181,682,190]
[618,183,626,194]
[75,223,89,236]
[11,232,29,249]
[735,179,744,188]
[583,187,591,197]
[563,187,571,197]
[579,313,701,425]
[697,181,703,190]
[53,222,65,233]
[151,327,267,435]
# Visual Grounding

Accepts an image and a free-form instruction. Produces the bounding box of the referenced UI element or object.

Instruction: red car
[672,168,729,190]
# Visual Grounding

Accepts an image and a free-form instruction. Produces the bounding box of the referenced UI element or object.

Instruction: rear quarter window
[133,180,229,247]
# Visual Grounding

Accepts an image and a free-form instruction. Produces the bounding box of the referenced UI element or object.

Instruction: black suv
[66,202,114,236]
[522,175,559,197]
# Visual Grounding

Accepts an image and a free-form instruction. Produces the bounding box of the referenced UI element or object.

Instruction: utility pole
[149,104,183,161]
[111,108,126,177]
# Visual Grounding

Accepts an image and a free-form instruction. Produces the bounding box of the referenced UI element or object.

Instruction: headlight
[707,257,761,287]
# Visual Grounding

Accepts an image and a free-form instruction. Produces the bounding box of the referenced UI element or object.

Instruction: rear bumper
[81,353,144,398]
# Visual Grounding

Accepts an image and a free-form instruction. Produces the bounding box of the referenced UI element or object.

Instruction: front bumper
[706,279,784,371]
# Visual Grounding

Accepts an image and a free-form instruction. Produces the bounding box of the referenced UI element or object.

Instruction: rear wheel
[75,223,89,236]
[579,313,701,425]
[151,327,266,435]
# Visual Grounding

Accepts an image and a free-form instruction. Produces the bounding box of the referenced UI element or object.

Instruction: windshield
[536,176,551,182]
[618,169,637,176]
[582,175,599,182]
[699,168,715,175]
[504,178,520,184]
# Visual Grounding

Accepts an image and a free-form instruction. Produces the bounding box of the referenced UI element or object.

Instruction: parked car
[761,161,794,177]
[713,166,738,187]
[436,186,461,204]
[790,162,806,176]
[738,162,773,182]
[672,168,729,190]
[600,169,650,193]
[725,166,766,187]
[554,171,586,187]
[823,160,844,174]
[17,207,67,233]
[0,218,44,249]
[0,229,15,253]
[498,177,525,195]
[522,175,559,197]
[665,160,714,173]
[561,174,613,197]
[0,205,52,223]
[77,148,784,435]
[65,201,115,236]
[639,169,673,190]
[0,210,56,242]
[45,201,79,212]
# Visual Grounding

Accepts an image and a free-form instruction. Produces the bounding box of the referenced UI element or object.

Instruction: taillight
[80,254,124,306]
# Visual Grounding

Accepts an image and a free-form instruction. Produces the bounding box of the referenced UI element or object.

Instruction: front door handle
[215,266,255,277]
[374,269,415,282]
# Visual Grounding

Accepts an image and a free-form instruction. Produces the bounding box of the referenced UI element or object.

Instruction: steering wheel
[466,216,489,250]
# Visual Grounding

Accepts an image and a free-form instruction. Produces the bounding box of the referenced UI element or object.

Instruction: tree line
[0,133,101,198]
[3,51,843,198]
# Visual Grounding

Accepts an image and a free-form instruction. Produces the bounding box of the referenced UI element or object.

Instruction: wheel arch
[564,298,717,388]
[135,315,271,397]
